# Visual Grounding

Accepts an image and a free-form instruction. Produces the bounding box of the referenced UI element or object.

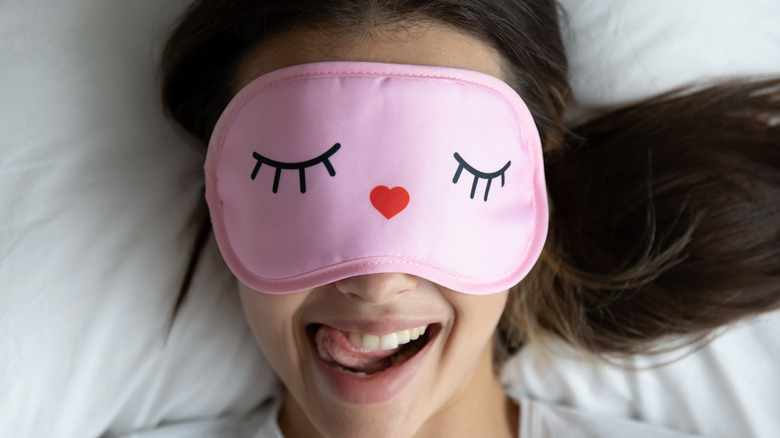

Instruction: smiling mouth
[307,323,440,376]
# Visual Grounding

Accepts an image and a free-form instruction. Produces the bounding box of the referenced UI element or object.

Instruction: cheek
[237,285,305,370]
[463,291,507,321]
[452,291,508,345]
[432,291,507,395]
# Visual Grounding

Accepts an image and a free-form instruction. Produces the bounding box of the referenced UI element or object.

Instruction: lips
[306,322,440,404]
[314,324,431,374]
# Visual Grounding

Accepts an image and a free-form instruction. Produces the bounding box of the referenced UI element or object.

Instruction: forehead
[236,23,507,92]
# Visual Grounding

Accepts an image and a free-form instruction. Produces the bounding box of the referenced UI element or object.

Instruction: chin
[306,403,425,438]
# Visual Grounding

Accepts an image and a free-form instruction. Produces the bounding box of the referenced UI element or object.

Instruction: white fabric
[509,2,780,438]
[1,0,778,437]
[503,312,780,438]
[0,1,275,437]
[513,393,702,438]
[559,0,780,123]
[106,399,283,438]
[109,390,702,438]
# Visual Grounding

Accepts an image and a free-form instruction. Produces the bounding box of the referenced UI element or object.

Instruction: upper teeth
[348,325,428,351]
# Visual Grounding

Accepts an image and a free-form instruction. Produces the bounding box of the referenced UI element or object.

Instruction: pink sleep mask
[205,62,548,294]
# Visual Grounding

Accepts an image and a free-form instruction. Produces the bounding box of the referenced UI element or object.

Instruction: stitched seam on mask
[253,258,526,286]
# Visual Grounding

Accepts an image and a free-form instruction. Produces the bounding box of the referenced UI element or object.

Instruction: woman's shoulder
[104,397,283,438]
[506,387,705,438]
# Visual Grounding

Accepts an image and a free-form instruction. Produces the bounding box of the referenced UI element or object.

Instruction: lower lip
[310,328,438,404]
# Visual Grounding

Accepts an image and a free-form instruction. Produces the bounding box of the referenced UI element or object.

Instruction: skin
[236,23,518,438]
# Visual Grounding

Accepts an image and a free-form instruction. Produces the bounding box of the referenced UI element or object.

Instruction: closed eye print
[251,143,341,193]
[452,153,511,202]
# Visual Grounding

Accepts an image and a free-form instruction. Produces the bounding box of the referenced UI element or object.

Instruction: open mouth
[306,323,440,377]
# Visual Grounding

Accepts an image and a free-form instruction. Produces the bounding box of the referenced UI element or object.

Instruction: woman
[153,0,780,436]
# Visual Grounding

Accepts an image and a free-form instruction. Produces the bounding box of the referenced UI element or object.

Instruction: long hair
[159,0,780,361]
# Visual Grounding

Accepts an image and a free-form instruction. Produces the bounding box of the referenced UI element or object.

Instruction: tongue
[315,325,401,373]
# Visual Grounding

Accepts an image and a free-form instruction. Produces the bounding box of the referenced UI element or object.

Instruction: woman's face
[237,24,511,438]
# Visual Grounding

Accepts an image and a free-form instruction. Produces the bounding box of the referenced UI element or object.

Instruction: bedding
[1,0,778,437]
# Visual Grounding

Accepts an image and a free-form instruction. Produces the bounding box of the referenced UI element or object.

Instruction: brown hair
[160,0,780,361]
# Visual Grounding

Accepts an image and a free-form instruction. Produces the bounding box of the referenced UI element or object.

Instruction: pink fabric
[205,62,548,294]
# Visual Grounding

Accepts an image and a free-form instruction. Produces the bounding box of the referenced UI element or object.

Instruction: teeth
[349,332,362,348]
[362,334,380,351]
[380,332,399,349]
[347,325,429,351]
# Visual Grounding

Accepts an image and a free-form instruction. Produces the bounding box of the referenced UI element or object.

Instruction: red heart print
[370,186,410,219]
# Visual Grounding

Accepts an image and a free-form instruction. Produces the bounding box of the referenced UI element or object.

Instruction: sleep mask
[205,62,548,294]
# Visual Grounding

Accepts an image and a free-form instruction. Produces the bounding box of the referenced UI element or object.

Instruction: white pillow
[510,2,780,438]
[0,0,777,437]
[560,0,780,123]
[504,312,780,438]
[0,1,274,437]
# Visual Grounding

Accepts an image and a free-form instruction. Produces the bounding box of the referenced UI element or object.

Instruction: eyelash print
[251,143,341,193]
[452,153,511,201]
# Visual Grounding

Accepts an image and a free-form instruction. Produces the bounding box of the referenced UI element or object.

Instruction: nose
[334,273,418,304]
